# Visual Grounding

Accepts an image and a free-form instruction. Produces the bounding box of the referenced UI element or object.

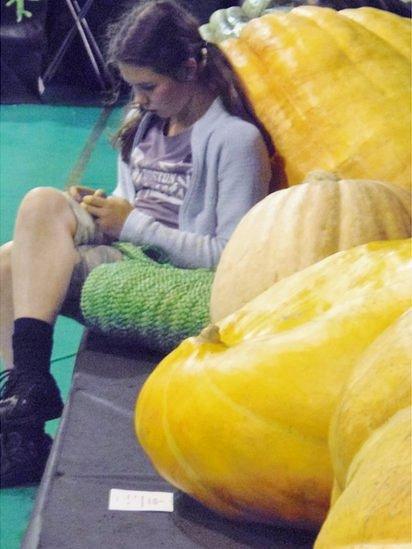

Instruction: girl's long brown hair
[106,0,275,165]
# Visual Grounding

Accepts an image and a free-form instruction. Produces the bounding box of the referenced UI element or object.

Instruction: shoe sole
[0,435,53,488]
[0,403,63,432]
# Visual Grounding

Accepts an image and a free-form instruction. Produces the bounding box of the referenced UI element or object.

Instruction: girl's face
[119,63,194,120]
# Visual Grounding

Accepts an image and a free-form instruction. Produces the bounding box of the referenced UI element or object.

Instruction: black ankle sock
[12,318,53,375]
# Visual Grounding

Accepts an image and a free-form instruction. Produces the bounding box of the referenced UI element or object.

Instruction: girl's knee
[20,187,65,213]
[0,241,13,278]
[17,187,73,228]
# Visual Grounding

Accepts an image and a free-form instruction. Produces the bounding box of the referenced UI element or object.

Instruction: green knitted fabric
[80,243,214,354]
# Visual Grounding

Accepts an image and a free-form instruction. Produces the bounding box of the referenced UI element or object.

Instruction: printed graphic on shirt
[130,119,192,228]
[131,149,191,203]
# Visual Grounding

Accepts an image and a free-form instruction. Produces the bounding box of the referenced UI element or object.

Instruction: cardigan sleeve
[118,122,271,270]
[215,122,271,240]
[111,156,136,203]
[119,211,226,269]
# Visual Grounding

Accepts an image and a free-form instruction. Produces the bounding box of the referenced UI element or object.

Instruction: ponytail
[203,43,275,158]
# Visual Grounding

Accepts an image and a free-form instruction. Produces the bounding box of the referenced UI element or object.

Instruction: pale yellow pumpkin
[211,171,411,321]
[315,310,412,547]
[330,309,412,491]
[136,239,412,529]
[315,408,411,547]
[220,7,411,190]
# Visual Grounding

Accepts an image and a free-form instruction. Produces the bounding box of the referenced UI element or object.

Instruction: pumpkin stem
[197,324,221,344]
[304,170,340,184]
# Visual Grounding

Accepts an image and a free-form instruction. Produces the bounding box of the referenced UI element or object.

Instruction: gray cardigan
[113,97,271,269]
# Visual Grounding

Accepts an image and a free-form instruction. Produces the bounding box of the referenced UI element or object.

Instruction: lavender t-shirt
[130,118,192,228]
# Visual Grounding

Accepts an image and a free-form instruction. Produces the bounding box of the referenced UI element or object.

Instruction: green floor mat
[0,103,122,549]
[0,104,122,242]
[0,487,38,549]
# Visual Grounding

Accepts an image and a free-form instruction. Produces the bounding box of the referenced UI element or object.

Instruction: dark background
[0,0,240,105]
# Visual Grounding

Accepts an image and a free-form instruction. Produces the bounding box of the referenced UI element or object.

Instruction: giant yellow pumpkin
[135,239,412,529]
[220,7,411,190]
[316,407,411,548]
[211,171,411,321]
[330,309,411,491]
[315,310,412,547]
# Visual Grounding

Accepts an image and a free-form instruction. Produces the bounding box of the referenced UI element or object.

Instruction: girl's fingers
[72,185,96,198]
[80,202,102,217]
[82,194,106,207]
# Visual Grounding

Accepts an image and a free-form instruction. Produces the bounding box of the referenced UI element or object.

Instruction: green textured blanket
[80,243,214,354]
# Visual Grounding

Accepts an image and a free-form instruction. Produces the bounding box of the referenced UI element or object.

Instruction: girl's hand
[81,195,133,238]
[68,186,106,203]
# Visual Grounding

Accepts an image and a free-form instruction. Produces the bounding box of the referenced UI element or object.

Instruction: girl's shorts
[59,192,124,323]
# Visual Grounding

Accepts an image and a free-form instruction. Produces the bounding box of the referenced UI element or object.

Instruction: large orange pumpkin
[220,6,411,190]
[135,239,412,529]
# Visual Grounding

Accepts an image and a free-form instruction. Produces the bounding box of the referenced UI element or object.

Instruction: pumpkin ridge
[328,309,412,488]
[344,405,411,488]
[296,8,407,98]
[159,356,255,517]
[316,407,411,547]
[240,15,316,126]
[341,7,411,60]
[198,360,327,445]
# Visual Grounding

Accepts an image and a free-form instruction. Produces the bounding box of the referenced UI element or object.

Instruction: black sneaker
[0,423,53,488]
[0,370,63,430]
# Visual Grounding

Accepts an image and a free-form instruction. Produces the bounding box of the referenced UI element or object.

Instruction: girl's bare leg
[11,187,78,323]
[0,187,78,369]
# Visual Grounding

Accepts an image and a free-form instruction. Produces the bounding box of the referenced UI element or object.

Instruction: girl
[0,0,272,487]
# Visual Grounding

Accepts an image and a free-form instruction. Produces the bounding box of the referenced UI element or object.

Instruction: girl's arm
[121,212,225,269]
[113,126,271,269]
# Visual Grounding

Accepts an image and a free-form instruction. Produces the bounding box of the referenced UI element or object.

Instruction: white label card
[108,489,174,512]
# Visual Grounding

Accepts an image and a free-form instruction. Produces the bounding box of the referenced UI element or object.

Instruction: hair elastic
[200,42,208,67]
